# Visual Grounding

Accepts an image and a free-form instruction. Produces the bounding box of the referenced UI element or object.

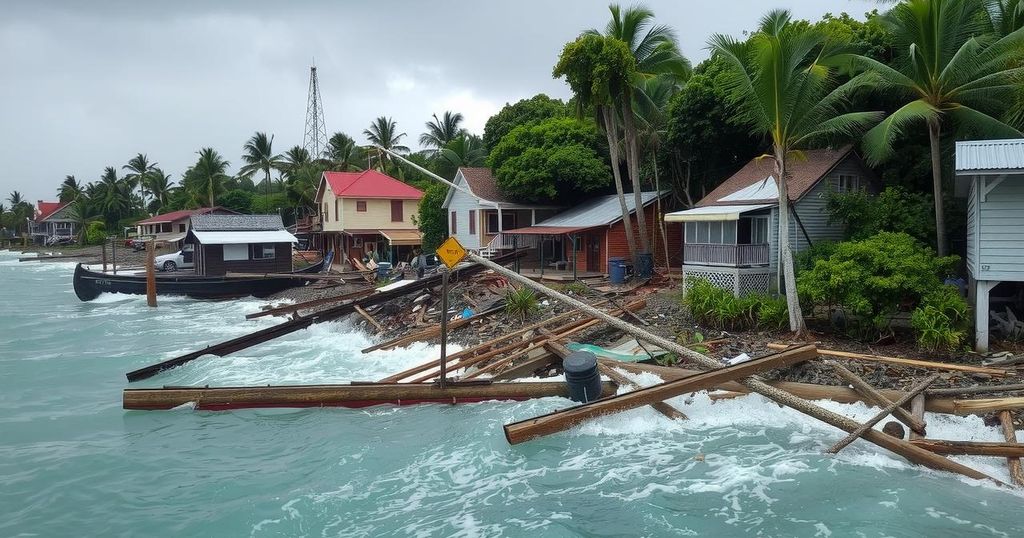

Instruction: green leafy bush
[505,287,540,321]
[683,278,788,331]
[911,285,970,352]
[84,221,106,245]
[827,187,936,246]
[797,232,958,335]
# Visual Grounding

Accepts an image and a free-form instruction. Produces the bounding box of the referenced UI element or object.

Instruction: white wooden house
[664,146,876,296]
[955,139,1024,352]
[441,167,560,257]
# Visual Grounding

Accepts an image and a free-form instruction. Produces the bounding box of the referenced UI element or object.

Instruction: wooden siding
[443,172,483,250]
[341,198,418,230]
[196,242,291,276]
[319,188,343,232]
[976,175,1024,280]
[966,177,978,278]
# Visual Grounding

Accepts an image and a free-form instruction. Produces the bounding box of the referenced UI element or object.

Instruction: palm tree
[8,191,25,207]
[710,9,883,333]
[987,0,1024,36]
[58,175,83,203]
[364,116,410,176]
[191,148,230,208]
[147,168,174,212]
[94,167,132,226]
[587,4,692,254]
[436,134,487,178]
[281,146,312,178]
[123,153,157,210]
[239,132,284,197]
[852,0,1024,256]
[323,132,365,171]
[419,111,466,151]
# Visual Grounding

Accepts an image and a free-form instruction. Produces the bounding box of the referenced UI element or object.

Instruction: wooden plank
[826,374,939,454]
[909,438,1024,458]
[503,345,818,445]
[247,287,375,319]
[998,411,1024,486]
[827,361,926,435]
[354,305,384,332]
[954,397,1024,414]
[927,383,1024,396]
[225,272,348,281]
[909,394,927,441]
[361,304,505,353]
[123,381,618,411]
[492,352,560,381]
[766,343,1012,377]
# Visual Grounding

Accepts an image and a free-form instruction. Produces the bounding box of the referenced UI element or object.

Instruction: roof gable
[956,138,1024,172]
[458,167,516,203]
[322,170,424,200]
[698,146,858,206]
[35,201,65,221]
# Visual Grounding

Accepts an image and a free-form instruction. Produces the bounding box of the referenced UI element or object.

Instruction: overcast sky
[1,0,880,204]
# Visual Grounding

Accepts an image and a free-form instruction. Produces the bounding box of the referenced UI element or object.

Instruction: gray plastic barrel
[376,262,392,280]
[635,252,653,279]
[608,257,627,284]
[563,351,603,403]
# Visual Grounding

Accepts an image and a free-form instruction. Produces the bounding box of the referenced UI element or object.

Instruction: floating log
[361,304,505,353]
[354,305,384,332]
[954,397,1024,414]
[827,360,926,435]
[767,343,1012,377]
[125,250,526,382]
[928,383,1024,396]
[909,394,927,441]
[246,287,376,319]
[503,345,818,445]
[826,374,939,454]
[123,380,618,411]
[909,439,1024,458]
[998,411,1024,486]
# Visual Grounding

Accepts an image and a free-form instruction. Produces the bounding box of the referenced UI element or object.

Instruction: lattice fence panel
[683,270,736,294]
[738,272,772,296]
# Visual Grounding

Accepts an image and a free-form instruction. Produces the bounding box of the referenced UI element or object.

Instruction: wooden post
[826,374,939,454]
[975,280,992,353]
[111,235,117,274]
[145,239,157,307]
[571,233,577,281]
[998,410,1024,486]
[909,394,926,440]
[101,241,108,272]
[438,268,450,388]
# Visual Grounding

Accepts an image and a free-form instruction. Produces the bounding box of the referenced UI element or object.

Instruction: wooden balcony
[683,243,769,267]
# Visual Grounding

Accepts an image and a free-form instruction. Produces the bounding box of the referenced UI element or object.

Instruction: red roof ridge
[323,170,423,199]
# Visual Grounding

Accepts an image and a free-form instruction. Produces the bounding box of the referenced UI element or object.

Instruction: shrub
[562,280,590,296]
[827,187,936,246]
[84,221,106,245]
[683,278,788,331]
[911,285,970,352]
[797,232,959,335]
[505,286,540,321]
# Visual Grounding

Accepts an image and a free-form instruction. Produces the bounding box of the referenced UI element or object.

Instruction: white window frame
[750,216,769,244]
[685,221,736,245]
[223,243,248,261]
[486,212,516,235]
[837,174,860,193]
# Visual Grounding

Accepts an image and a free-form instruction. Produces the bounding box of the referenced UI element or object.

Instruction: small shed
[955,138,1024,351]
[185,214,298,276]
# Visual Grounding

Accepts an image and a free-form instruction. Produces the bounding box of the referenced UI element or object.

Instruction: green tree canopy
[482,94,568,152]
[487,117,610,203]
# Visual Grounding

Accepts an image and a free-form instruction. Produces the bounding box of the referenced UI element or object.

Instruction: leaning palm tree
[147,168,173,213]
[852,0,1024,256]
[192,148,230,208]
[123,153,157,210]
[322,132,365,171]
[587,4,692,254]
[419,111,466,151]
[239,132,284,197]
[710,9,884,333]
[363,116,410,176]
[57,175,83,203]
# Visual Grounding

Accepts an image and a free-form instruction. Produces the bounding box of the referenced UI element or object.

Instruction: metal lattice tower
[303,65,328,158]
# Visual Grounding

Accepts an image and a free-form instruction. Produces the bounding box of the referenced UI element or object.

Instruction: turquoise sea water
[1,249,1023,537]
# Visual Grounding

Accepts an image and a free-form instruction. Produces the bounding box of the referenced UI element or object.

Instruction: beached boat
[72,259,326,302]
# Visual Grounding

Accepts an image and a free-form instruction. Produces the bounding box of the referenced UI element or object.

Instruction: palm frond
[862,99,940,164]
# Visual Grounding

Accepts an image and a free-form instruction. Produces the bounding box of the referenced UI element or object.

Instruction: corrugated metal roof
[955,139,1024,172]
[664,204,774,222]
[191,214,284,231]
[532,192,662,228]
[719,178,778,202]
[192,230,297,244]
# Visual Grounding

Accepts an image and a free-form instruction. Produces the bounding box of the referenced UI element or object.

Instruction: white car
[155,244,195,272]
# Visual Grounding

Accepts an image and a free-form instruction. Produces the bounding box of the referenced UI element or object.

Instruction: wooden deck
[518,268,604,281]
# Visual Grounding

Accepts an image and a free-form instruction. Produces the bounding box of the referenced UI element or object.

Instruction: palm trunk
[620,99,650,253]
[601,106,638,263]
[775,147,805,334]
[928,120,948,257]
[208,181,215,208]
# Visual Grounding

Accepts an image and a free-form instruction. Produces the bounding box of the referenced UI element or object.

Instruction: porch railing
[684,243,769,267]
[491,233,539,251]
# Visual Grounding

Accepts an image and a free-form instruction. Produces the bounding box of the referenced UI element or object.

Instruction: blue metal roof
[955,139,1024,172]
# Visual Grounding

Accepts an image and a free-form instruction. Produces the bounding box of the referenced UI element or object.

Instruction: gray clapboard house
[664,146,876,296]
[955,138,1024,352]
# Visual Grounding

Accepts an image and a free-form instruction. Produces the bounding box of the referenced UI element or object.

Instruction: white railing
[490,233,539,251]
[684,243,769,267]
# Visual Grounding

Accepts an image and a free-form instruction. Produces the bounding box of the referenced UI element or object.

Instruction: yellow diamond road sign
[436,236,467,269]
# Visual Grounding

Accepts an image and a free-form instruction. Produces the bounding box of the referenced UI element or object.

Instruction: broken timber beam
[927,383,1024,397]
[361,304,505,353]
[464,252,999,483]
[767,343,1011,377]
[225,272,350,281]
[827,361,926,435]
[123,381,618,411]
[504,345,817,445]
[909,439,1024,458]
[826,374,939,454]
[909,394,927,441]
[998,411,1024,486]
[247,287,375,319]
[354,305,384,332]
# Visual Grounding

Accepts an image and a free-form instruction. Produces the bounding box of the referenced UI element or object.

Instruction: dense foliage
[487,117,610,203]
[482,95,568,152]
[415,183,448,252]
[827,186,936,246]
[910,285,971,352]
[683,278,789,331]
[797,232,959,335]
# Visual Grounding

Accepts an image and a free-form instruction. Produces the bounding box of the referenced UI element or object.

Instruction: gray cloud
[0,0,879,203]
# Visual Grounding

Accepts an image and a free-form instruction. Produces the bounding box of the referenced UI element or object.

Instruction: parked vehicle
[154,244,195,272]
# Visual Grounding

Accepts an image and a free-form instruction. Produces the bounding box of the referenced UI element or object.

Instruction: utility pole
[303,64,328,158]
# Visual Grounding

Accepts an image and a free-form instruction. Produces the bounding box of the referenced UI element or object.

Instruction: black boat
[72,259,327,302]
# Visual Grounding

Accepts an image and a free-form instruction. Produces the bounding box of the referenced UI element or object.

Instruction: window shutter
[451,211,457,234]
[391,200,403,222]
[469,210,476,235]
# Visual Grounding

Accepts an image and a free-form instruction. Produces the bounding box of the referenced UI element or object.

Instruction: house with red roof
[29,200,77,245]
[663,146,876,296]
[135,207,238,246]
[441,167,560,257]
[314,169,424,265]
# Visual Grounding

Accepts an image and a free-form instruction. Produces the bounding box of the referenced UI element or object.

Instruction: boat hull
[73,261,325,302]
